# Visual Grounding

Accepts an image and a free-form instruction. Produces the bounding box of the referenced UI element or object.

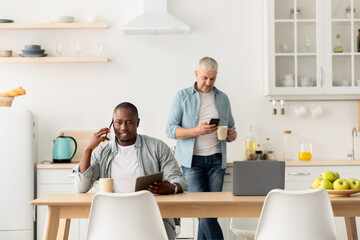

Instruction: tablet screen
[134,172,164,191]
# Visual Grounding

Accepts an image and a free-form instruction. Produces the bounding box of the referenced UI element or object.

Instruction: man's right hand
[87,128,111,150]
[195,122,218,136]
[80,127,110,173]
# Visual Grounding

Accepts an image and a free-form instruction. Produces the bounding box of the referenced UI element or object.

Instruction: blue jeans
[181,153,225,240]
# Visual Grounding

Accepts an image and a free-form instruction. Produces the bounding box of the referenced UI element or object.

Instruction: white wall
[1,0,359,163]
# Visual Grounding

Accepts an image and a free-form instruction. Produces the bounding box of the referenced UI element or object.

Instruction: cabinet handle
[288,172,311,176]
[68,174,75,177]
[320,67,324,87]
[225,173,232,176]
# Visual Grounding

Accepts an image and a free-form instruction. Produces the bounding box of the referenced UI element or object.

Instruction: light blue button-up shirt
[165,83,236,169]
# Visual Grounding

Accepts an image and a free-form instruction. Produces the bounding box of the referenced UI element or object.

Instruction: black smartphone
[209,118,220,126]
[105,121,113,138]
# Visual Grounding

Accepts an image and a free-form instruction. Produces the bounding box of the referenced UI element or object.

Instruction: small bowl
[25,45,41,50]
[0,50,12,57]
[0,97,14,107]
[22,49,45,54]
[86,15,98,23]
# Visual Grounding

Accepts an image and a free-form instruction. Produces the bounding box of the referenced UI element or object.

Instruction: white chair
[254,188,338,240]
[230,217,257,240]
[86,190,168,240]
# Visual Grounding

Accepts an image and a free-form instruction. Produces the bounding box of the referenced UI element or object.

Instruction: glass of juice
[299,139,312,161]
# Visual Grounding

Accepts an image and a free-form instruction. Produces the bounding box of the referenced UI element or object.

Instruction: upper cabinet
[264,0,360,99]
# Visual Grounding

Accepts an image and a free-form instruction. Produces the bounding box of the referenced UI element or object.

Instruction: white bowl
[86,15,98,23]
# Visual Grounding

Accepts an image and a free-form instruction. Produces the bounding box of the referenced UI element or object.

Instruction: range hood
[122,0,190,34]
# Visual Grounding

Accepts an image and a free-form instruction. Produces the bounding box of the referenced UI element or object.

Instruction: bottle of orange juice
[299,139,312,161]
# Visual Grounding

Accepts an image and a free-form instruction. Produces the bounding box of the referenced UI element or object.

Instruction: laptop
[232,161,285,196]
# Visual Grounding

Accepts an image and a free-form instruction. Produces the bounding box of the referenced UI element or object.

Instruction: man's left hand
[227,128,236,142]
[148,180,175,195]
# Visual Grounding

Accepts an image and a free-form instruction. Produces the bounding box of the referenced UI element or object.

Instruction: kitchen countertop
[37,160,360,169]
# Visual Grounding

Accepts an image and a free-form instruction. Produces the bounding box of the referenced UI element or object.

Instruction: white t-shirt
[111,144,141,193]
[193,91,221,156]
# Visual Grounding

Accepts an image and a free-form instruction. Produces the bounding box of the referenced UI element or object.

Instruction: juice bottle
[245,125,256,160]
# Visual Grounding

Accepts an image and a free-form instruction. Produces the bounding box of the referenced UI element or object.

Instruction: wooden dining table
[30,191,360,240]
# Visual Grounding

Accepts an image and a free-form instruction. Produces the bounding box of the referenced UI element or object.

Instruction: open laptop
[232,161,285,196]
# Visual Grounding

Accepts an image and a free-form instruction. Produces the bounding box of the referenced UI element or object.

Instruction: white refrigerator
[0,107,34,239]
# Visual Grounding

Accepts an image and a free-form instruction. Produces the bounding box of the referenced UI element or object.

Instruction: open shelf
[0,57,108,63]
[0,22,108,30]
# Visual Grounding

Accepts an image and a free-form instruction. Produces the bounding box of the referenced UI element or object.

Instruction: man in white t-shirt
[166,57,236,240]
[74,102,188,240]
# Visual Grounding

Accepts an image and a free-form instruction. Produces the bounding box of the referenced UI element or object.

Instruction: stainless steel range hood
[122,0,190,34]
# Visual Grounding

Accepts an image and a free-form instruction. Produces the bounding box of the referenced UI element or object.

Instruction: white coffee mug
[311,105,324,118]
[294,105,307,117]
[94,178,114,192]
[217,126,228,140]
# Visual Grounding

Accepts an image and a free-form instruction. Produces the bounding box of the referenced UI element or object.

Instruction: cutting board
[57,130,107,163]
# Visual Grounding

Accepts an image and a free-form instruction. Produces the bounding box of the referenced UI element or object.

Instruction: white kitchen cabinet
[264,0,360,98]
[36,168,87,240]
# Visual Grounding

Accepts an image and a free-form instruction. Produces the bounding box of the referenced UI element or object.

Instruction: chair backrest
[255,188,338,240]
[86,190,168,240]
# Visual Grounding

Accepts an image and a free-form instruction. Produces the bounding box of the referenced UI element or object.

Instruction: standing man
[74,102,188,240]
[166,57,236,239]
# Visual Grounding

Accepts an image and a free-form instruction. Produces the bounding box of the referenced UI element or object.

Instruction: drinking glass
[74,40,84,57]
[299,139,312,161]
[56,41,64,56]
[91,42,102,57]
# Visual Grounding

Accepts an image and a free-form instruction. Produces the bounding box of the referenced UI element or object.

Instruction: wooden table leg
[43,206,60,240]
[345,217,358,240]
[57,219,71,240]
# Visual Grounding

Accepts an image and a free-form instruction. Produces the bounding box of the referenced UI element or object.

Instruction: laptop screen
[232,161,285,196]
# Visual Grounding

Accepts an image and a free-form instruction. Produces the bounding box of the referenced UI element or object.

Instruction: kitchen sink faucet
[349,127,358,160]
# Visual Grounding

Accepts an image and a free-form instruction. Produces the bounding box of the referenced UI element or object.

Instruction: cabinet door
[285,166,322,189]
[265,0,322,96]
[37,184,81,240]
[324,0,360,92]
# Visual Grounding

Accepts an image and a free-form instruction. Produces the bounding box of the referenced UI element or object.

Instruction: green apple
[333,171,340,181]
[347,178,355,185]
[333,179,349,190]
[319,179,333,190]
[312,177,323,189]
[348,178,360,189]
[322,171,336,183]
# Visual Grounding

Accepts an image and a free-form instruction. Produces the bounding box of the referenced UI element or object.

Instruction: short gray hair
[198,57,218,71]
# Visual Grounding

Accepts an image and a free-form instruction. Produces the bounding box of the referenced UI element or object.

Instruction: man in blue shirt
[166,57,236,240]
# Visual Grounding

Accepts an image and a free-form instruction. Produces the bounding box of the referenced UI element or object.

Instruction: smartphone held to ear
[209,118,220,126]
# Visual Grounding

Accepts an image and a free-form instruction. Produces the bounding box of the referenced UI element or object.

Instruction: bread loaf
[0,87,26,97]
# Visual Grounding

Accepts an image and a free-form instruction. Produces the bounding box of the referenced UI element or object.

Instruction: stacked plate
[0,19,14,23]
[50,16,74,23]
[19,45,47,57]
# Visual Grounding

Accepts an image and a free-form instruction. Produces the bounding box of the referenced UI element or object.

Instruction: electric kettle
[52,135,77,163]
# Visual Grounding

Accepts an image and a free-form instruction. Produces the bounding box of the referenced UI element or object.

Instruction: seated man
[73,102,188,240]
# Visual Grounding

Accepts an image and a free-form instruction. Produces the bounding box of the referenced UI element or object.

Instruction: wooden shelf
[0,57,108,63]
[0,22,108,30]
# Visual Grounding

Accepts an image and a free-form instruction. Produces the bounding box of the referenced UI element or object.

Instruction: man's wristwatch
[172,183,178,194]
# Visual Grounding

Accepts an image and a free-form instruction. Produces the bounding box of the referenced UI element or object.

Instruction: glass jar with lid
[283,130,292,161]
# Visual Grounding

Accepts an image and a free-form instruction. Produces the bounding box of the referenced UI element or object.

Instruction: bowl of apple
[310,171,360,196]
